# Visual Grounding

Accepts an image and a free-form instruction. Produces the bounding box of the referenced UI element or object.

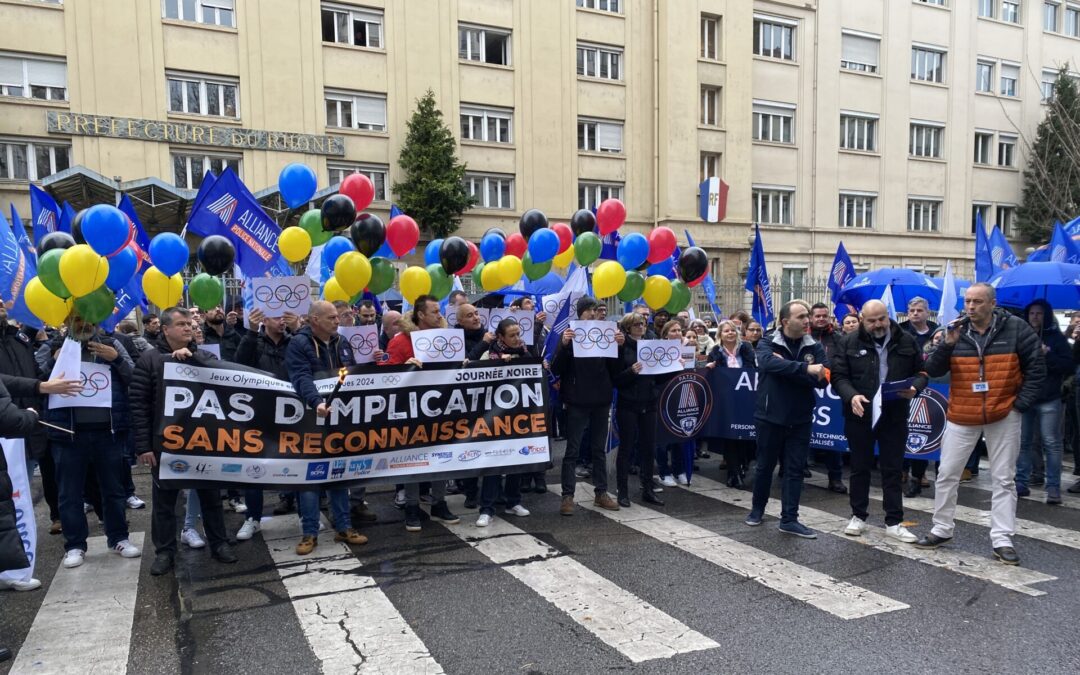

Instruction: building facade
[0,0,1076,297]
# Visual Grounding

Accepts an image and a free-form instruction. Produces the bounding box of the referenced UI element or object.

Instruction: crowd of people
[1,279,1076,645]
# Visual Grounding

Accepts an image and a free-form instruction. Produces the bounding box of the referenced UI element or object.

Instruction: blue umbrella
[838,268,942,310]
[989,262,1080,310]
[929,277,972,313]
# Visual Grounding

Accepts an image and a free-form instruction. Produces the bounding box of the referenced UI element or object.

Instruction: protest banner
[155,358,551,489]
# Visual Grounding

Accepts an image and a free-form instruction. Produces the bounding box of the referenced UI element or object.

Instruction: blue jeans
[184,490,202,531]
[299,489,350,536]
[1018,400,1063,489]
[52,430,129,551]
[751,420,811,523]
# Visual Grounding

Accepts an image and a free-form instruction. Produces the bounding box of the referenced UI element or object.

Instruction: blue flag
[683,229,722,318]
[186,168,281,278]
[827,241,857,322]
[28,184,61,246]
[10,205,35,263]
[1065,214,1080,236]
[0,209,42,329]
[745,225,774,326]
[600,229,620,261]
[59,201,76,234]
[542,266,589,361]
[1048,221,1080,264]
[186,171,218,228]
[989,226,1019,272]
[974,211,994,282]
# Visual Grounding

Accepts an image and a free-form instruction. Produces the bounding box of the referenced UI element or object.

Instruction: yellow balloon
[141,266,184,308]
[553,245,574,268]
[593,260,626,299]
[400,266,432,304]
[59,244,109,298]
[334,251,372,296]
[279,226,312,263]
[323,276,350,302]
[25,277,70,326]
[642,275,673,310]
[481,259,503,291]
[499,255,523,287]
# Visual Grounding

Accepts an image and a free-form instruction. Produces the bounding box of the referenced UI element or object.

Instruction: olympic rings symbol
[348,332,378,356]
[70,371,109,398]
[175,366,200,378]
[255,283,310,310]
[382,375,401,385]
[412,335,464,359]
[515,316,535,334]
[573,326,617,350]
[639,346,680,368]
[543,298,561,315]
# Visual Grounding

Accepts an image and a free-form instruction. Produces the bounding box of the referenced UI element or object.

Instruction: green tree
[1018,69,1080,242]
[392,90,475,239]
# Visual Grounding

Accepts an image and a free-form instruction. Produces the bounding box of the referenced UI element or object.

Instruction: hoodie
[1024,299,1071,403]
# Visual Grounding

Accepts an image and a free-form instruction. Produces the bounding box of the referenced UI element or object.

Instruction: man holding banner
[830,300,926,543]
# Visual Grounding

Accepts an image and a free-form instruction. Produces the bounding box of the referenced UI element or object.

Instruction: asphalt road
[2,444,1080,674]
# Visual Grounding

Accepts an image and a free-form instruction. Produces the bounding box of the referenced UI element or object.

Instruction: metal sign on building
[46,111,346,156]
[698,177,728,223]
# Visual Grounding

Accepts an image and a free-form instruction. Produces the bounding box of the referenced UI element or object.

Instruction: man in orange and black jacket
[915,283,1044,566]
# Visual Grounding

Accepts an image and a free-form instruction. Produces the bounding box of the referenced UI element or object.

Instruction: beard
[206,315,225,326]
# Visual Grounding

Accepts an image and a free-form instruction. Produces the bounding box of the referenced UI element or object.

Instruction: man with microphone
[916,283,1044,565]
[831,300,927,543]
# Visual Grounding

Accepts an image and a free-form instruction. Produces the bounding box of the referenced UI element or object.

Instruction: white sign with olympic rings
[488,308,537,346]
[338,325,379,364]
[411,328,466,364]
[636,339,684,375]
[51,362,113,409]
[250,276,312,318]
[569,320,619,359]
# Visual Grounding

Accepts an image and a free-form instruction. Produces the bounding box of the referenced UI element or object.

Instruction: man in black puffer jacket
[131,306,237,576]
[611,313,663,507]
[551,296,624,515]
[455,303,495,361]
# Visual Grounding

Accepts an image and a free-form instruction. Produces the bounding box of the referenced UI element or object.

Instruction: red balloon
[340,173,375,212]
[688,270,708,288]
[596,199,626,236]
[504,232,527,258]
[460,240,480,275]
[386,214,419,257]
[551,222,573,254]
[647,226,677,264]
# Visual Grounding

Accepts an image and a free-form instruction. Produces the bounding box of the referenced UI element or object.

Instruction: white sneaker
[236,518,260,541]
[181,528,206,549]
[63,549,85,568]
[476,514,492,527]
[0,577,41,591]
[112,540,142,558]
[676,473,689,486]
[505,504,530,517]
[228,498,247,513]
[660,475,677,487]
[394,489,406,508]
[844,516,869,537]
[125,495,146,510]
[885,524,918,543]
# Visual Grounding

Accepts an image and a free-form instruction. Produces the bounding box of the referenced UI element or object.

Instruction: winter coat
[811,325,841,361]
[203,323,242,362]
[35,333,134,437]
[550,330,621,408]
[129,337,219,456]
[900,320,940,352]
[0,377,38,572]
[707,341,757,370]
[831,320,928,422]
[924,307,1045,425]
[754,330,828,427]
[0,324,47,458]
[612,336,658,405]
[284,325,356,409]
[235,327,291,379]
[1021,300,1071,403]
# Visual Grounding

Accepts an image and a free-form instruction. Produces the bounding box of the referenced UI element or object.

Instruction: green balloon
[189,272,224,311]
[73,286,115,324]
[523,252,552,281]
[472,261,486,288]
[367,256,396,295]
[664,279,691,314]
[299,208,332,247]
[574,232,602,266]
[617,271,646,302]
[426,263,452,300]
[38,249,71,299]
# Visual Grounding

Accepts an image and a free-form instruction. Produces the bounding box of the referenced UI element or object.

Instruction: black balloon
[678,246,708,282]
[518,209,549,239]
[439,236,470,275]
[70,209,88,244]
[349,213,386,257]
[197,235,236,276]
[38,231,77,255]
[570,209,597,237]
[321,194,356,231]
[483,227,506,240]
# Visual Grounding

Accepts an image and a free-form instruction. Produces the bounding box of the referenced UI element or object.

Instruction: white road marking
[12,533,144,674]
[686,476,1056,597]
[261,516,444,674]
[566,484,908,619]
[966,471,1080,511]
[442,495,718,663]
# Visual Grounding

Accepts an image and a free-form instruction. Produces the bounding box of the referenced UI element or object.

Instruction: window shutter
[353,95,386,127]
[596,122,622,151]
[841,34,878,67]
[26,60,66,87]
[0,56,23,85]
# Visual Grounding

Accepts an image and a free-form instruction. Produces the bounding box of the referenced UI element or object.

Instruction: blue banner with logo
[186,168,281,278]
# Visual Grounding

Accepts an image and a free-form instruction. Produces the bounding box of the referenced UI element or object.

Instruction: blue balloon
[527,228,559,264]
[647,257,676,279]
[480,233,506,262]
[105,246,138,291]
[148,232,189,277]
[425,238,444,266]
[82,204,131,257]
[617,232,649,270]
[322,235,355,271]
[279,163,318,209]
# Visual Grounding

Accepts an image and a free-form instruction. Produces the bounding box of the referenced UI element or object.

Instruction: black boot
[0,646,11,663]
[641,489,664,506]
[904,478,922,498]
[726,471,744,489]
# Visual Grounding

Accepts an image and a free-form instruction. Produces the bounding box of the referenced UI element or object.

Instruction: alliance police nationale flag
[186,168,281,278]
[0,208,42,329]
[828,241,857,323]
[974,212,994,282]
[745,225,774,326]
[28,184,61,247]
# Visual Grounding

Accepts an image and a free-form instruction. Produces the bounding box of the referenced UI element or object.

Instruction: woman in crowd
[841,313,860,335]
[744,321,764,347]
[612,313,664,507]
[707,320,758,487]
[690,319,715,361]
[474,319,533,526]
[655,320,693,486]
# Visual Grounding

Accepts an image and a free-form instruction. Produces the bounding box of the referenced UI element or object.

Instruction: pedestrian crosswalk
[6,473,1079,673]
